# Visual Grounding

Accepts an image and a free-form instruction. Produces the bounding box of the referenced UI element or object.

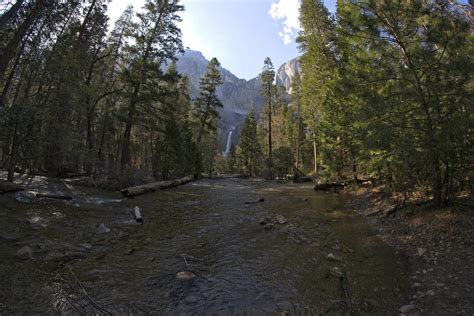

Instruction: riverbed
[0,178,411,314]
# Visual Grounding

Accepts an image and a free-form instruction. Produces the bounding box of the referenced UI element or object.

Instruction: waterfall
[224,126,236,156]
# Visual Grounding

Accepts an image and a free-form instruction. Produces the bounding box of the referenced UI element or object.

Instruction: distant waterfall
[224,126,236,156]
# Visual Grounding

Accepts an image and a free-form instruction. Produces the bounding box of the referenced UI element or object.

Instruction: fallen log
[313,182,346,192]
[134,206,143,223]
[121,175,194,198]
[0,180,24,193]
[36,193,73,200]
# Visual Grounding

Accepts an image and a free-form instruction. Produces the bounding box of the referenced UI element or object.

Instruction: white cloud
[268,0,300,45]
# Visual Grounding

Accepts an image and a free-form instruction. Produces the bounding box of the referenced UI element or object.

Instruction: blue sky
[108,0,337,80]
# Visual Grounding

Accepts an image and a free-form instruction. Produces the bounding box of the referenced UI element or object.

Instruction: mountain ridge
[172,49,300,152]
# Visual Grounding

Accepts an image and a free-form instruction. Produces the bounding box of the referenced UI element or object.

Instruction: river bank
[351,186,474,315]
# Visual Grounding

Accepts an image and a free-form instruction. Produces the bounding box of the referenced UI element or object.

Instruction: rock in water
[259,216,271,225]
[275,215,287,224]
[176,271,195,281]
[399,304,415,313]
[98,223,110,233]
[264,223,273,230]
[329,266,343,278]
[16,246,33,260]
[326,253,342,262]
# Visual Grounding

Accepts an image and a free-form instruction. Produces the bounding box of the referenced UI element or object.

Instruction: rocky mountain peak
[276,57,300,94]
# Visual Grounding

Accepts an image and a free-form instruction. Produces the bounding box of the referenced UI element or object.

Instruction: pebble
[176,271,195,281]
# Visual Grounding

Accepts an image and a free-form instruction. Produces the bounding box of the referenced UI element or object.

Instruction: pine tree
[291,72,304,170]
[120,0,184,169]
[237,111,261,176]
[193,57,223,145]
[259,57,276,177]
[297,0,337,177]
[336,0,473,204]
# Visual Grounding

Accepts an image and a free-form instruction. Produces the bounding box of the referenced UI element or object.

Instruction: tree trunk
[86,111,94,174]
[296,101,301,169]
[6,73,24,182]
[267,89,273,178]
[432,162,443,207]
[121,85,139,169]
[312,135,317,175]
[7,137,18,182]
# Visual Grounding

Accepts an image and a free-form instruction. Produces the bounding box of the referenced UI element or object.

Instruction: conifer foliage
[0,0,203,184]
[294,0,473,205]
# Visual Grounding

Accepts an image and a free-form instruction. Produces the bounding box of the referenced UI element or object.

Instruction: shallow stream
[0,178,410,314]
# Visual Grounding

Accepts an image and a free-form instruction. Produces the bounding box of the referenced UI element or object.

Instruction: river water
[0,178,410,314]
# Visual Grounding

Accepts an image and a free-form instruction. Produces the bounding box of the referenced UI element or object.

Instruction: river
[0,178,410,314]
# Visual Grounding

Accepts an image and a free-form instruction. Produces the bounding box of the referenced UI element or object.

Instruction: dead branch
[67,266,111,315]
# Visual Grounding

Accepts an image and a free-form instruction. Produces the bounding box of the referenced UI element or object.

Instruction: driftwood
[0,180,24,193]
[67,266,111,315]
[36,193,73,200]
[121,175,194,198]
[340,272,353,316]
[314,182,346,192]
[245,197,265,204]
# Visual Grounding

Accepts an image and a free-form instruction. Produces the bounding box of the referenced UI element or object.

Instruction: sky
[107,0,337,80]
